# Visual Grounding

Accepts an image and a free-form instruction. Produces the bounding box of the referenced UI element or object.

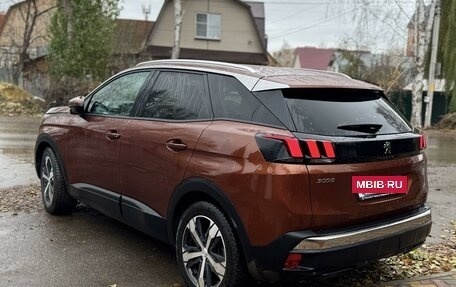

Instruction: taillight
[262,134,303,158]
[305,140,320,158]
[303,140,336,160]
[255,133,336,163]
[419,133,426,150]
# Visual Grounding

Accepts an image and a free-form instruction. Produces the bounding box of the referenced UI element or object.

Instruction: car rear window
[258,88,412,136]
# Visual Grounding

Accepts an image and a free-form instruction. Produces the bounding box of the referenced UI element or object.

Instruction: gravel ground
[0,183,41,214]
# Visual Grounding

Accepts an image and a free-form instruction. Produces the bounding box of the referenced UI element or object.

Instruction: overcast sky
[1,0,416,53]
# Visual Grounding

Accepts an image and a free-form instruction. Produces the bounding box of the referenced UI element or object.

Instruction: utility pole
[424,0,441,127]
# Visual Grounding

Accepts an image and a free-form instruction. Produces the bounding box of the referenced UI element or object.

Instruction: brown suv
[35,60,431,286]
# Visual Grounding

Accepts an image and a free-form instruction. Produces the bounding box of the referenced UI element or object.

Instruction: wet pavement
[0,117,40,189]
[0,209,182,287]
[0,116,455,286]
[424,131,456,243]
[426,132,456,165]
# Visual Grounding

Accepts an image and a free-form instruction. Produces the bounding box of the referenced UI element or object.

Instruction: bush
[435,113,456,130]
[44,79,99,108]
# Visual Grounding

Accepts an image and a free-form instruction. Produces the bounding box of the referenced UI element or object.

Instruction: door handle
[105,130,121,140]
[166,139,187,151]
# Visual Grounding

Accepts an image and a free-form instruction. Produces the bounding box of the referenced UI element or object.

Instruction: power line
[395,0,412,18]
[364,5,407,39]
[269,4,321,24]
[268,8,356,39]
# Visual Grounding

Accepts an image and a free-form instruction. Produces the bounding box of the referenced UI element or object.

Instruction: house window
[196,13,221,40]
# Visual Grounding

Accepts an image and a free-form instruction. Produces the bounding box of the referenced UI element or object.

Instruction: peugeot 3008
[35,60,431,287]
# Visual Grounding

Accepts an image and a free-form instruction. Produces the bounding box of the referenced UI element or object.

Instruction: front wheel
[176,202,246,287]
[40,147,77,215]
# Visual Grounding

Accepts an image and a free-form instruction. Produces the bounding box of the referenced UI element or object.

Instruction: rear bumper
[294,207,431,251]
[251,205,432,280]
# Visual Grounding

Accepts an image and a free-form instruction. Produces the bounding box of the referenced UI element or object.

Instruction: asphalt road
[0,208,183,287]
[425,131,456,243]
[0,116,39,189]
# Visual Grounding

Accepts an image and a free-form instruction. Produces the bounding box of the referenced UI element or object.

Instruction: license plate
[352,176,408,195]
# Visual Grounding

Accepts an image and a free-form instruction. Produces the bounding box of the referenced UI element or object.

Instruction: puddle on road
[426,133,456,164]
[0,117,41,189]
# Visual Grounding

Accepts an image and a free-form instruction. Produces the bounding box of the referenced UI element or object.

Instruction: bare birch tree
[335,49,411,96]
[0,0,55,85]
[335,0,436,128]
[171,0,184,59]
[411,0,435,127]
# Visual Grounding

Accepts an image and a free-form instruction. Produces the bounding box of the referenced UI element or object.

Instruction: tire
[40,147,77,215]
[176,202,247,287]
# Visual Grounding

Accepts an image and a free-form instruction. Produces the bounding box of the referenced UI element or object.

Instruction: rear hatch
[255,88,428,229]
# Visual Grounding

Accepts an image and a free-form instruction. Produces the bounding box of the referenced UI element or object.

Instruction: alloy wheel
[181,215,227,287]
[41,155,55,207]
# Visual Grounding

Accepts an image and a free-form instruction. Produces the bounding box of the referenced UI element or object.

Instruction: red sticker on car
[352,176,408,194]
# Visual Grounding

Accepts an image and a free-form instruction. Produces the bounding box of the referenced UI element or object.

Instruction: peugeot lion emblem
[383,141,392,155]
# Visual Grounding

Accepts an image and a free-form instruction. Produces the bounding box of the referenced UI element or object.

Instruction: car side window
[208,74,283,127]
[87,71,150,116]
[141,71,211,120]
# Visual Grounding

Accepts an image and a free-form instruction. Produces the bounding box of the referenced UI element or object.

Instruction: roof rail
[136,59,257,73]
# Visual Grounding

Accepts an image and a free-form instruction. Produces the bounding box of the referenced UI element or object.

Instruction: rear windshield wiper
[337,124,382,134]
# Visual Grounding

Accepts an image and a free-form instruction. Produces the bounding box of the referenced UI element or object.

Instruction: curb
[383,271,456,287]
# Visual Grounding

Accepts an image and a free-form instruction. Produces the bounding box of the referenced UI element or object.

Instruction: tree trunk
[9,0,55,86]
[63,0,73,40]
[410,0,436,128]
[11,0,37,86]
[171,0,184,59]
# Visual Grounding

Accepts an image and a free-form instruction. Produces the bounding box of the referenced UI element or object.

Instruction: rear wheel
[40,147,76,215]
[176,202,246,287]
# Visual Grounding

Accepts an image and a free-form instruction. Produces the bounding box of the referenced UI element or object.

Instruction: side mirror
[69,96,85,115]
